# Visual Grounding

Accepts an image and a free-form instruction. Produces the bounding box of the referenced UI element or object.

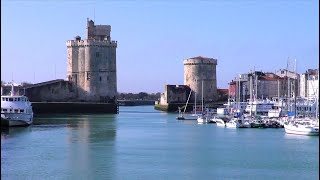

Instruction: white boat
[245,99,275,116]
[215,118,226,127]
[177,90,200,120]
[197,114,208,123]
[197,80,207,123]
[1,84,33,127]
[225,117,251,128]
[283,61,319,136]
[240,119,251,128]
[284,120,319,136]
[225,119,238,128]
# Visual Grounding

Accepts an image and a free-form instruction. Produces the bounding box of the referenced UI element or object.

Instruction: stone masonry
[184,56,218,102]
[66,18,118,102]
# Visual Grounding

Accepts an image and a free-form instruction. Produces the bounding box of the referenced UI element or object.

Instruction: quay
[117,100,155,106]
[154,103,193,112]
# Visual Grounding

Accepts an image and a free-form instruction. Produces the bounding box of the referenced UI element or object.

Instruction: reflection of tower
[183,56,218,102]
[66,18,117,102]
[66,115,117,178]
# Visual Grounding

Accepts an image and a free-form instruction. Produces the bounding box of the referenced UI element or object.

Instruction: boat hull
[197,116,207,123]
[284,125,319,136]
[1,113,33,127]
[183,114,198,120]
[215,119,226,127]
[250,123,266,128]
[225,124,237,128]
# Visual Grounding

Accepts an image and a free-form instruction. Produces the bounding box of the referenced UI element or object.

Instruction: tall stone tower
[66,18,117,102]
[184,56,218,102]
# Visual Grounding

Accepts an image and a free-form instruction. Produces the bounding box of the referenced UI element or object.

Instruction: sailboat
[197,80,208,123]
[177,90,192,120]
[284,60,319,136]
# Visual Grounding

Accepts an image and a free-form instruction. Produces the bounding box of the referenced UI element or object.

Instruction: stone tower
[183,56,218,102]
[66,18,117,102]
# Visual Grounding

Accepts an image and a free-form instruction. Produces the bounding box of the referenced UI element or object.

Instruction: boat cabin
[1,96,31,114]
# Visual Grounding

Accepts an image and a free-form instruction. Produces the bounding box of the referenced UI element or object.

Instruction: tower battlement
[66,39,117,47]
[86,18,112,41]
[183,56,217,65]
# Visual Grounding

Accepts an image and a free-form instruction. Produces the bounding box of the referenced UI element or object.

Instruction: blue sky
[1,1,319,93]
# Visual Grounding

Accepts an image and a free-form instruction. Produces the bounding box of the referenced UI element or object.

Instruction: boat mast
[194,90,197,114]
[294,59,297,118]
[201,80,204,113]
[286,58,290,113]
[255,72,258,101]
[307,71,309,117]
[317,68,319,119]
[238,74,241,112]
[11,83,14,96]
[183,89,192,114]
[277,79,280,100]
[249,71,253,116]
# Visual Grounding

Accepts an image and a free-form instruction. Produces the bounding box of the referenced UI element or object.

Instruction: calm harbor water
[1,106,319,179]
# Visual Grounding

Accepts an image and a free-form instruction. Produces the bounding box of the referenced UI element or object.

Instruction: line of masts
[235,58,318,118]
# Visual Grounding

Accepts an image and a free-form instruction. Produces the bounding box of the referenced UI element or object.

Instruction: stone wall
[184,56,218,102]
[17,80,77,102]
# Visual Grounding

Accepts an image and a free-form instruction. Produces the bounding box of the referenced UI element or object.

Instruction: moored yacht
[197,114,208,123]
[225,118,251,128]
[215,117,227,127]
[1,85,33,127]
[284,120,319,136]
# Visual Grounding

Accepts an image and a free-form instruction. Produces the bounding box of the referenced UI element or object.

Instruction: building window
[87,72,91,80]
[96,52,100,57]
[100,76,102,81]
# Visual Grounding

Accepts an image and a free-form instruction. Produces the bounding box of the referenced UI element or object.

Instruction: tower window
[87,73,91,80]
[96,52,100,57]
[100,76,102,81]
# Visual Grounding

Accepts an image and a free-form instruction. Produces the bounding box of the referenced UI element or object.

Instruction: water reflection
[284,133,317,139]
[1,114,117,179]
[1,126,32,140]
[65,114,117,178]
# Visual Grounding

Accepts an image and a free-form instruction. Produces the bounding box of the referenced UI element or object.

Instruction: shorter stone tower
[184,56,218,102]
[66,18,117,102]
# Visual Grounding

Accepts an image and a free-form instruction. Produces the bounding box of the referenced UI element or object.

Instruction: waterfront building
[228,71,298,101]
[300,69,319,99]
[274,69,300,98]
